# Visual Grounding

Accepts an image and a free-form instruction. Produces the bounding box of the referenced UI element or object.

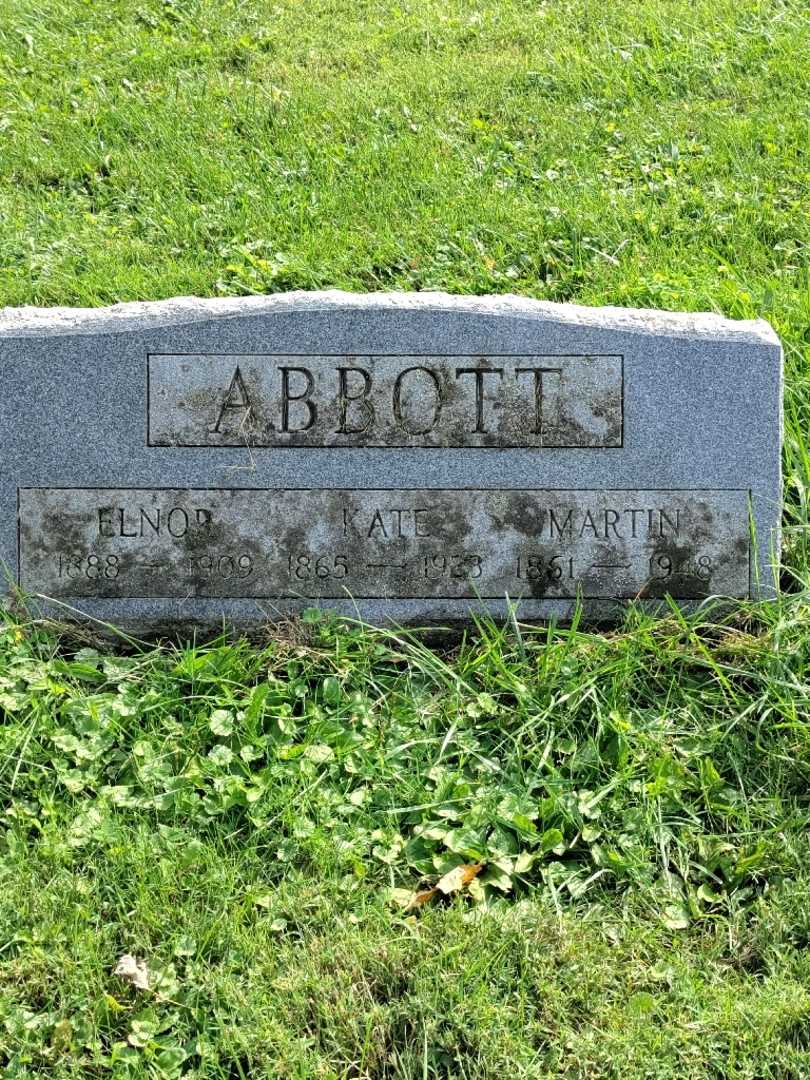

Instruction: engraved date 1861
[515,553,575,581]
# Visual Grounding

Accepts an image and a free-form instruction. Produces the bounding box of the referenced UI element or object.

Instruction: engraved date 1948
[650,553,713,580]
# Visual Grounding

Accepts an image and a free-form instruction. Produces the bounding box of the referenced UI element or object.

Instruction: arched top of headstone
[0,289,779,346]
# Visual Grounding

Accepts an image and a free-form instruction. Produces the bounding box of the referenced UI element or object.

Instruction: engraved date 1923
[422,553,483,579]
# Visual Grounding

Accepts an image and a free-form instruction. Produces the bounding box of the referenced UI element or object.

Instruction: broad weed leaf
[663,903,690,930]
[209,710,233,737]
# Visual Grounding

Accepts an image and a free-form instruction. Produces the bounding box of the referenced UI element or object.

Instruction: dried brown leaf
[436,862,483,895]
[407,863,484,909]
[408,885,439,908]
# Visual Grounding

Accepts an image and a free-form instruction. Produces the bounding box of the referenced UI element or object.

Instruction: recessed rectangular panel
[147,354,624,448]
[18,487,749,600]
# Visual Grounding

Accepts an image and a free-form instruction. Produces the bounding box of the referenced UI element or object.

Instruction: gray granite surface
[0,291,782,631]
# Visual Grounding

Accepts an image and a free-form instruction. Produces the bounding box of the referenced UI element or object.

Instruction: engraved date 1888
[58,552,120,579]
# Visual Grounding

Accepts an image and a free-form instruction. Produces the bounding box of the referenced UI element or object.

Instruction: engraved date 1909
[189,553,254,578]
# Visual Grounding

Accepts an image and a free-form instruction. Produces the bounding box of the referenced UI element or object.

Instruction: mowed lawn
[1,1,810,1077]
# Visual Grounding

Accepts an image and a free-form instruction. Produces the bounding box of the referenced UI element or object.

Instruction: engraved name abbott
[147,354,623,448]
[18,488,749,601]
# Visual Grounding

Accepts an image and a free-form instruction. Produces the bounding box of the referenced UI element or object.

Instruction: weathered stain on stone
[497,497,549,539]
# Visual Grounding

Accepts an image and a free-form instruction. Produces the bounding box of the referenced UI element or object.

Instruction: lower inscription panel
[17,488,751,601]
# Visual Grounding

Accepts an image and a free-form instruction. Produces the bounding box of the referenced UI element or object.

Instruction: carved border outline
[17,486,752,602]
[145,353,625,450]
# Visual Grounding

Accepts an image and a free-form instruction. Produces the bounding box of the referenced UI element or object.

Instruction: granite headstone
[0,291,782,630]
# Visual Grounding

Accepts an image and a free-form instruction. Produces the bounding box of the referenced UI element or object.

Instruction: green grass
[2,607,810,1078]
[2,0,810,1075]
